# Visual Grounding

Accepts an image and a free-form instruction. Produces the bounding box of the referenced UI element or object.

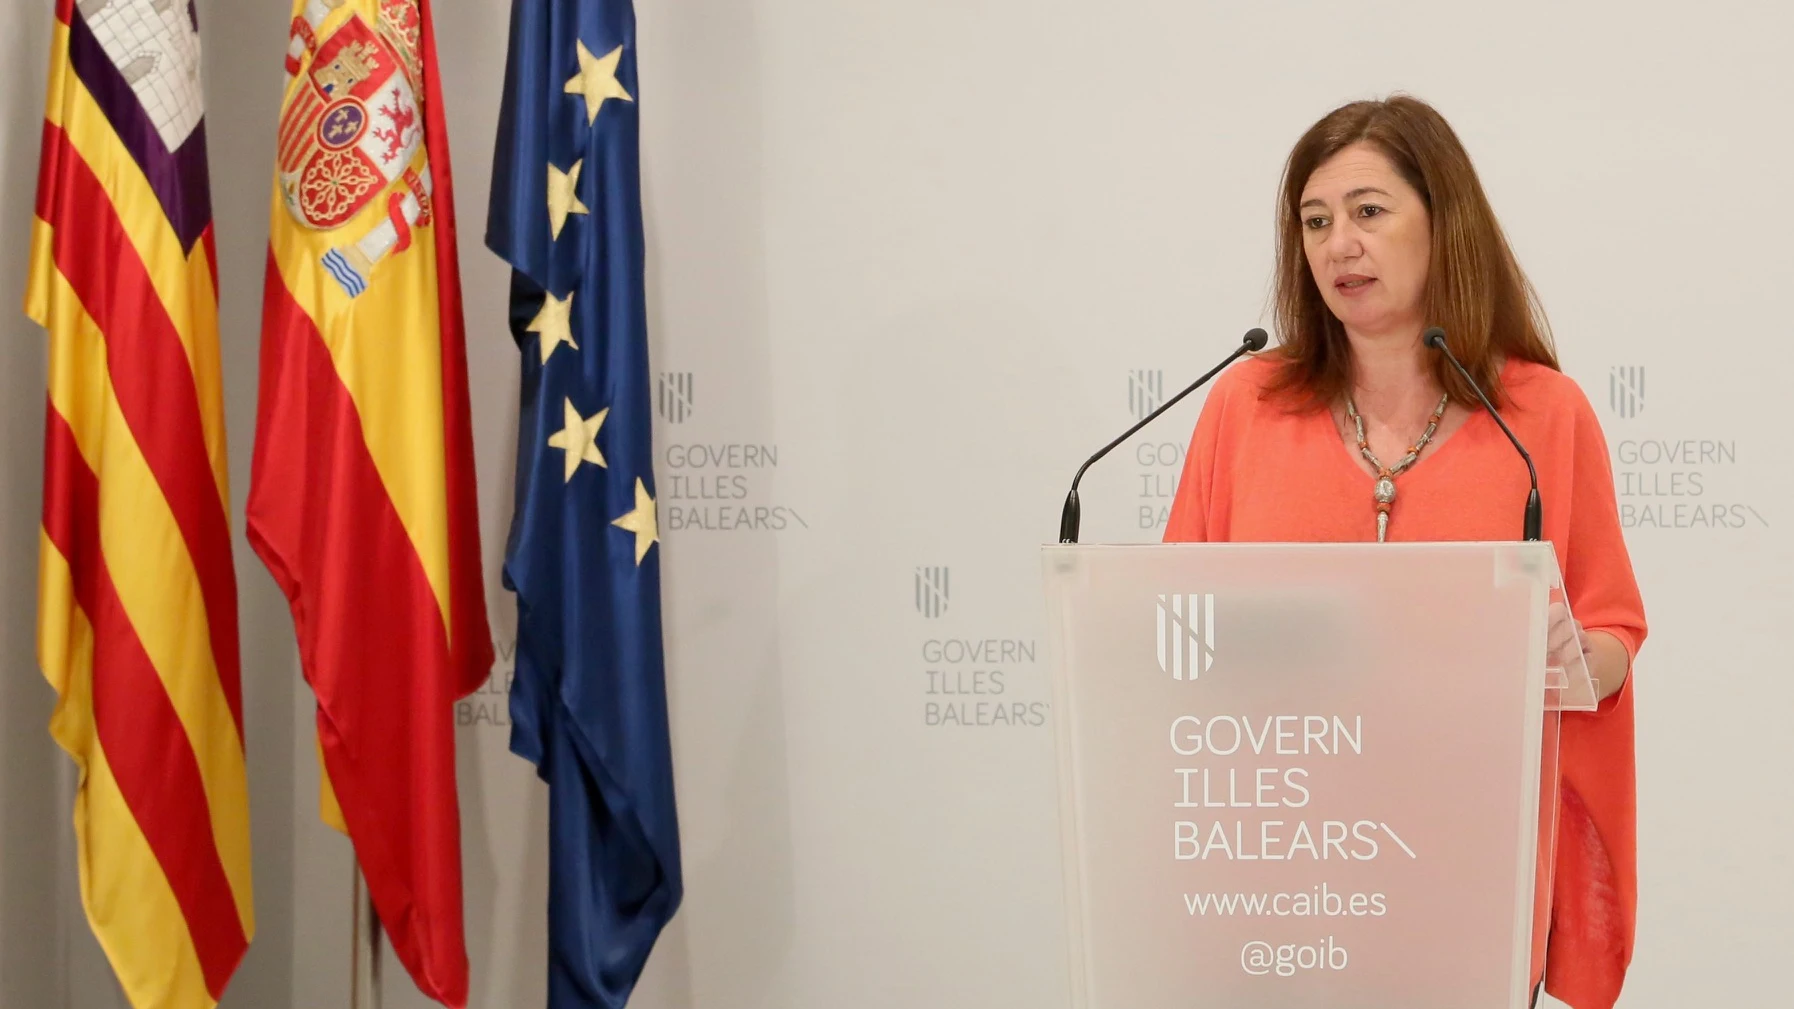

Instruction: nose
[1326,216,1364,262]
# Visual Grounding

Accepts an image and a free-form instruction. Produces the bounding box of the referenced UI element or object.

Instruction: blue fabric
[485,2,682,1006]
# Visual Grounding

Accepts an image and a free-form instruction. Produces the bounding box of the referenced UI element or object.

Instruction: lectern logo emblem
[916,566,949,618]
[1609,366,1644,419]
[658,372,693,423]
[1157,593,1214,680]
[1129,369,1164,421]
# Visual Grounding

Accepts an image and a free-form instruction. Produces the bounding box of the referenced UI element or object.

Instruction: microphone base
[1059,489,1081,544]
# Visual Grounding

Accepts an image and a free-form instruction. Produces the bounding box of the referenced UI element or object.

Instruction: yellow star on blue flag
[484,2,682,1006]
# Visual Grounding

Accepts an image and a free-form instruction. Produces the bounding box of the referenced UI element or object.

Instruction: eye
[1358,204,1385,219]
[1303,215,1329,230]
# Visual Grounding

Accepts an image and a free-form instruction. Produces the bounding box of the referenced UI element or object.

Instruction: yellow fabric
[38,537,218,1009]
[318,734,347,834]
[268,0,455,640]
[33,258,255,929]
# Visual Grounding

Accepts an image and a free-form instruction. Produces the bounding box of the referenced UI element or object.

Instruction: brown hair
[1265,94,1558,411]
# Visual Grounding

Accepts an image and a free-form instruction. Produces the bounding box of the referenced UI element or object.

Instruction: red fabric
[1165,353,1646,1008]
[246,256,479,1008]
[42,406,248,997]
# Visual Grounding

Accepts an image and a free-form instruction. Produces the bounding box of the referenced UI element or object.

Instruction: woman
[1163,95,1646,1009]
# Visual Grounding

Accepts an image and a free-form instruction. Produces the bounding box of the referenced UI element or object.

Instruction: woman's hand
[1547,600,1629,702]
[1547,600,1590,669]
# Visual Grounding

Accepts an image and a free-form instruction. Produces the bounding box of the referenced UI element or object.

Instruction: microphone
[1059,328,1269,543]
[1423,326,1542,541]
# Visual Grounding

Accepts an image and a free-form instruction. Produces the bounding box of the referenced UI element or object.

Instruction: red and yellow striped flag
[246,1,491,1006]
[25,2,253,1007]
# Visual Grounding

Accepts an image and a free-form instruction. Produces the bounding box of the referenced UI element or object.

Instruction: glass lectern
[1041,541,1597,1009]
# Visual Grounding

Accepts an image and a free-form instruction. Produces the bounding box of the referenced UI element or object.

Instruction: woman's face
[1299,142,1432,338]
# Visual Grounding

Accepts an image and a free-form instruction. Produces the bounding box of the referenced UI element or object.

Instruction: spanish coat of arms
[278,0,433,296]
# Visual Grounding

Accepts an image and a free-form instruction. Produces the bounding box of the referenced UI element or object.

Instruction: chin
[1327,302,1400,336]
[1324,302,1376,330]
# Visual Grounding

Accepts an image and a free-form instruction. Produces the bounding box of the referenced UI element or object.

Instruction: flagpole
[350,866,382,1009]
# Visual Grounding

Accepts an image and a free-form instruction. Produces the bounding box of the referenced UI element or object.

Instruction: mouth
[1335,275,1376,294]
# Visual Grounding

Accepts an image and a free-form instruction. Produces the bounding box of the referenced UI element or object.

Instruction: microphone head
[1422,326,1447,350]
[1243,327,1269,352]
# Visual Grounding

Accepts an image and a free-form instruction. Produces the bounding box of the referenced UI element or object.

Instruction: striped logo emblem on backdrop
[1129,369,1164,421]
[1610,366,1645,419]
[658,371,693,423]
[915,566,950,619]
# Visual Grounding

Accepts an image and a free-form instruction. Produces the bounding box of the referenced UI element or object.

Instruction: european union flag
[485,1,682,1005]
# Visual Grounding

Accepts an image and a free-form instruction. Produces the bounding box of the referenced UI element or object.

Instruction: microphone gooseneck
[1423,327,1542,541]
[1058,328,1268,544]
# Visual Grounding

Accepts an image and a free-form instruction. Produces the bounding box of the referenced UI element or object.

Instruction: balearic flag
[246,1,491,1006]
[26,1,253,1006]
[486,0,683,1005]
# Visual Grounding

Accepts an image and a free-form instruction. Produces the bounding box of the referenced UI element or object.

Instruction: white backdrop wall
[0,2,60,1005]
[2,1,1791,1007]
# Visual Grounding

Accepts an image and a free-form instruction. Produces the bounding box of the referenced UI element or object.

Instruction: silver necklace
[1345,392,1450,542]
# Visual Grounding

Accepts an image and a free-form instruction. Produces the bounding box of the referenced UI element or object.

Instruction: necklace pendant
[1376,510,1390,543]
[1374,476,1396,505]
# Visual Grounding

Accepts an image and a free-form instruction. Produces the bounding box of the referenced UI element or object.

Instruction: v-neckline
[1319,357,1514,490]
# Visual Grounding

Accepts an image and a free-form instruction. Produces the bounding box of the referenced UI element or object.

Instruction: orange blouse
[1164,353,1647,1009]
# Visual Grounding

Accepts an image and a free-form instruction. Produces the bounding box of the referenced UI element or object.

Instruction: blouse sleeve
[1560,381,1648,714]
[1543,377,1646,1006]
[1162,368,1233,543]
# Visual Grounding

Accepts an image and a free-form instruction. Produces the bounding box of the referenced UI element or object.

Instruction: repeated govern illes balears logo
[1601,362,1767,530]
[916,566,949,618]
[913,566,1048,728]
[1158,592,1215,681]
[656,368,808,530]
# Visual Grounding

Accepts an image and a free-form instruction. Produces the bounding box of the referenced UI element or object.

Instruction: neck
[1344,323,1439,417]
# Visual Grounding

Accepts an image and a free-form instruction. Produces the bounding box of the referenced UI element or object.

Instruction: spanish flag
[246,1,491,1006]
[25,1,252,1007]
